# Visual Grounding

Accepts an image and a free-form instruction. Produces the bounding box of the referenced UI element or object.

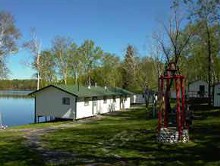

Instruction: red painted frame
[158,63,186,140]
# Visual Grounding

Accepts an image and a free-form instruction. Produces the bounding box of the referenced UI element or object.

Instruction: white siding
[73,96,130,119]
[119,96,131,109]
[131,94,145,104]
[92,99,99,115]
[124,97,131,109]
[99,98,112,114]
[36,87,76,119]
[96,100,103,114]
[114,98,121,111]
[214,84,220,107]
[34,86,132,120]
[76,100,93,119]
[95,97,120,113]
[188,80,208,97]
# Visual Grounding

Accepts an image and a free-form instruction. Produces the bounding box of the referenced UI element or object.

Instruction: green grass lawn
[42,107,220,166]
[0,121,69,166]
[0,106,220,165]
[0,131,43,166]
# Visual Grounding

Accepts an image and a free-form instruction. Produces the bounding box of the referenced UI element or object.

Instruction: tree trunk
[37,72,40,90]
[75,72,78,85]
[36,54,40,90]
[206,22,212,107]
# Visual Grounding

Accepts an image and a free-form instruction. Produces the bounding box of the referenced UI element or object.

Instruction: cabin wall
[34,86,132,120]
[76,100,93,119]
[76,97,121,118]
[114,98,121,111]
[124,97,131,109]
[119,96,130,109]
[99,98,112,114]
[131,94,145,104]
[214,84,220,107]
[188,80,208,98]
[35,87,76,119]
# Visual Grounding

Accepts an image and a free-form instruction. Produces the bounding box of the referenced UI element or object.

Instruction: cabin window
[62,97,70,105]
[103,96,107,104]
[84,97,90,106]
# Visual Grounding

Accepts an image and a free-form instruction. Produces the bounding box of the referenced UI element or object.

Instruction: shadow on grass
[42,106,220,165]
[103,106,154,121]
[0,136,44,166]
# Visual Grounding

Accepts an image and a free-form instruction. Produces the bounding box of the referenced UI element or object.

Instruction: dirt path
[18,115,105,165]
[21,124,77,164]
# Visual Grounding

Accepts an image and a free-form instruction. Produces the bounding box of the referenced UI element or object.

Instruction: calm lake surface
[0,90,34,127]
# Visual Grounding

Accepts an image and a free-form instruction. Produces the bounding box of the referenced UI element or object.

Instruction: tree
[68,43,83,85]
[38,50,56,86]
[51,36,75,85]
[182,23,220,83]
[137,57,161,91]
[78,40,103,86]
[98,53,121,87]
[155,2,193,66]
[122,45,138,91]
[0,11,21,78]
[23,29,41,90]
[149,34,165,89]
[183,0,220,105]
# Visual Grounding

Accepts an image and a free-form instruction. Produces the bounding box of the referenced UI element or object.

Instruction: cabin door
[199,85,205,97]
[92,97,98,115]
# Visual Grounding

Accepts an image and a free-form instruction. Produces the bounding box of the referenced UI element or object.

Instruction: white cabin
[30,85,133,122]
[188,80,208,98]
[131,94,145,104]
[213,83,220,107]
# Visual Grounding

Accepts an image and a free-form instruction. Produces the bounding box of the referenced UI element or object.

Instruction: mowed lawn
[0,106,220,165]
[42,106,220,166]
[0,130,43,165]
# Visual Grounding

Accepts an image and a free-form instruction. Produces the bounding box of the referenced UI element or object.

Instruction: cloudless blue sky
[0,0,172,79]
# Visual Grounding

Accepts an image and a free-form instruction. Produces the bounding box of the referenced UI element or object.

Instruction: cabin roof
[29,84,134,98]
[188,80,208,85]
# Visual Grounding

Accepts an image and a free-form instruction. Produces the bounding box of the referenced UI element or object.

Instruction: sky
[0,0,172,79]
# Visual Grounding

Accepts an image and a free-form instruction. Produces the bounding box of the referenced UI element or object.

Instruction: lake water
[0,91,35,127]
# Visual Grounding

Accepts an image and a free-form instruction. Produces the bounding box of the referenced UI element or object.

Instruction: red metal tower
[157,62,189,143]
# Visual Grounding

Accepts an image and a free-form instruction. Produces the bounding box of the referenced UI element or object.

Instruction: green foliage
[122,45,139,91]
[0,79,36,90]
[51,36,76,85]
[136,57,158,91]
[38,50,57,87]
[0,11,21,78]
[78,40,103,85]
[184,0,220,23]
[92,53,122,87]
[152,0,220,88]
[162,21,220,85]
[0,11,21,56]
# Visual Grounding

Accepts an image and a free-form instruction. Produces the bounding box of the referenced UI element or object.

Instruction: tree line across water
[0,79,36,90]
[1,0,220,93]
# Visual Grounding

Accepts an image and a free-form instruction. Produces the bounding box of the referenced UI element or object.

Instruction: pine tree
[122,45,137,91]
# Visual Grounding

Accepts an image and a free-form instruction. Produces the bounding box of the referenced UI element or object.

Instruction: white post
[0,112,7,129]
[0,112,2,127]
